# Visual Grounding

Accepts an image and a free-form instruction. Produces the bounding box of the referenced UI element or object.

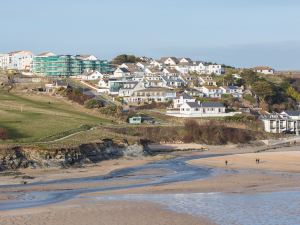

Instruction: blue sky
[1,0,300,69]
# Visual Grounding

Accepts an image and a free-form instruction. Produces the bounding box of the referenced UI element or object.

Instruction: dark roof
[186,102,201,108]
[283,111,300,116]
[227,86,239,90]
[119,67,130,73]
[176,92,193,99]
[201,102,224,108]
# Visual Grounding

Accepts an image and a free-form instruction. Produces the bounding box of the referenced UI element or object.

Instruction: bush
[136,102,171,110]
[183,120,253,145]
[99,105,123,117]
[85,99,105,109]
[224,114,256,123]
[64,87,92,105]
[0,128,8,140]
[243,94,256,104]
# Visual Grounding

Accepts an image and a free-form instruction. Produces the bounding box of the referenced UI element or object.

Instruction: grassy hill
[0,90,112,144]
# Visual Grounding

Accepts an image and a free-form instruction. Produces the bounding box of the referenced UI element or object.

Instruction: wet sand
[0,200,215,225]
[0,145,300,225]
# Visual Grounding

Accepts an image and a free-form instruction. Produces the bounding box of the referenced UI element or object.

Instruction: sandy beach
[0,200,215,225]
[189,150,300,173]
[0,145,300,225]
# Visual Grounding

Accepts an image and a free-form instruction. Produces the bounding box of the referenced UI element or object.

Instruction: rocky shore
[0,140,146,171]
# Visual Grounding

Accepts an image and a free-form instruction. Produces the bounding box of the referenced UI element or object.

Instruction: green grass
[0,90,112,144]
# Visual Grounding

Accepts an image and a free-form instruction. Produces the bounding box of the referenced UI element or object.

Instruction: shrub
[85,99,105,109]
[183,120,253,145]
[64,87,92,105]
[243,94,256,104]
[224,114,256,123]
[0,128,8,140]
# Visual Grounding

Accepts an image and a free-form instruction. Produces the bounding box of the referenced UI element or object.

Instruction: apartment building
[33,53,111,76]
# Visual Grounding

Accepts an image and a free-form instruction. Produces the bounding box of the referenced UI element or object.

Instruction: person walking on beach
[225,160,228,166]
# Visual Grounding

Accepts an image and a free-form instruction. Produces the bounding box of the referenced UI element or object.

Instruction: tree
[286,86,300,102]
[252,80,275,107]
[111,54,141,65]
[241,69,259,87]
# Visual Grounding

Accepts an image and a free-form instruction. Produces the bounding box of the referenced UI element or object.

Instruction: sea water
[97,191,300,225]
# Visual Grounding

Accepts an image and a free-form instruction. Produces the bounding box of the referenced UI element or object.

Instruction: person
[257,158,260,164]
[225,160,228,166]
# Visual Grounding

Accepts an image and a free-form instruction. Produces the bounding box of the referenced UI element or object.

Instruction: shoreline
[0,145,299,225]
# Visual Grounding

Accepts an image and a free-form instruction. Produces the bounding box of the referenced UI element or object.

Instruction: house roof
[185,102,201,108]
[81,70,102,76]
[176,92,193,99]
[76,55,98,60]
[203,86,220,90]
[253,66,273,70]
[118,67,130,73]
[135,87,175,93]
[38,52,56,57]
[160,57,179,64]
[164,68,180,74]
[180,57,193,63]
[161,75,184,82]
[201,102,224,108]
[146,67,162,73]
[282,110,300,116]
[260,113,283,120]
[9,50,33,55]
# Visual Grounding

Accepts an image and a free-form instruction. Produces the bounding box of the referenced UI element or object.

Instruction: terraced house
[33,53,111,76]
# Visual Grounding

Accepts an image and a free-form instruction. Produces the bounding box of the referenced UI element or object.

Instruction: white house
[189,62,207,74]
[160,57,179,66]
[124,87,176,103]
[201,86,223,98]
[7,51,34,71]
[173,93,195,108]
[74,70,103,81]
[179,58,193,64]
[171,102,228,117]
[260,112,300,134]
[118,81,145,97]
[0,53,9,69]
[113,67,131,78]
[150,60,163,68]
[161,75,185,88]
[253,66,275,75]
[198,76,217,86]
[136,62,150,70]
[145,67,162,76]
[189,62,223,75]
[220,86,244,98]
[163,68,180,76]
[207,64,224,75]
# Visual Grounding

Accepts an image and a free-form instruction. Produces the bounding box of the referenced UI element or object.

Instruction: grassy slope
[0,90,112,144]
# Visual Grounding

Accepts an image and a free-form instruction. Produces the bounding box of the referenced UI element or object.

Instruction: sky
[1,0,300,70]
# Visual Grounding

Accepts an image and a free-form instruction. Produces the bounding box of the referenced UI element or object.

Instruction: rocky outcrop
[0,140,146,171]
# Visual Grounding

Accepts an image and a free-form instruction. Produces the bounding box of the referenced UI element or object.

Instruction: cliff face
[0,140,145,171]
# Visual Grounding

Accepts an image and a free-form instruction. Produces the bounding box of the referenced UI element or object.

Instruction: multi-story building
[189,62,224,75]
[33,53,111,76]
[0,51,33,71]
[9,51,33,71]
[124,87,176,103]
[0,53,9,69]
[260,111,300,134]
